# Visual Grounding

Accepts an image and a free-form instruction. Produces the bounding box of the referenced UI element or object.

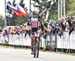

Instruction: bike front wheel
[34,40,39,58]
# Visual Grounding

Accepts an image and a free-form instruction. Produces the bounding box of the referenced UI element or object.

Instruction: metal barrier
[0,33,31,46]
[40,30,75,50]
[0,31,75,50]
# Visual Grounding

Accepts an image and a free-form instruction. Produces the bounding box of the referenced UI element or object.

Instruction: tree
[0,15,4,27]
[14,16,28,26]
[33,0,57,20]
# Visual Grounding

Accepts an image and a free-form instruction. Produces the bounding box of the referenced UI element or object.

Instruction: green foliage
[49,9,58,20]
[43,0,75,20]
[66,0,75,16]
[39,0,75,20]
[14,16,28,26]
[35,0,58,20]
[6,0,75,25]
[6,0,28,26]
[0,15,4,27]
[0,21,4,28]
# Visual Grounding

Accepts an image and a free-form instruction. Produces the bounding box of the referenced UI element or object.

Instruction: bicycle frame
[33,32,40,58]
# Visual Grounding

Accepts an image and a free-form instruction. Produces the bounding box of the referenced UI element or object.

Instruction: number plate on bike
[34,33,39,37]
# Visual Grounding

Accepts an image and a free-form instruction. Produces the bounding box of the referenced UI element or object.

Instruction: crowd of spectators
[0,15,75,43]
[1,16,75,39]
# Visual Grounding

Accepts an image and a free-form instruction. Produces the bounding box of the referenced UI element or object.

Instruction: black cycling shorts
[32,28,38,32]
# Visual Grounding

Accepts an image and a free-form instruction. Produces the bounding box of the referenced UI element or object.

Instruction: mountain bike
[33,32,40,58]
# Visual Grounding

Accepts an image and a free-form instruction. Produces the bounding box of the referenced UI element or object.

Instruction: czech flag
[7,4,28,16]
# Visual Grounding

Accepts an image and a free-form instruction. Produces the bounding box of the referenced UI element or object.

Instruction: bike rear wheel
[34,39,39,58]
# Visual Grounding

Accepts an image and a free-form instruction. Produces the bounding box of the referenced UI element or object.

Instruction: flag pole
[5,0,7,26]
[29,0,31,21]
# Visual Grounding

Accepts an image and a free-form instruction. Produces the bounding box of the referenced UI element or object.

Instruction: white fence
[0,33,31,46]
[0,31,75,50]
[57,31,75,49]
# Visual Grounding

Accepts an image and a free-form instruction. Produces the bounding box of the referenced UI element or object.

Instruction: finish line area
[0,47,75,61]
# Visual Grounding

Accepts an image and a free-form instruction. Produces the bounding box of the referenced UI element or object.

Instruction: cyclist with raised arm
[30,11,40,55]
[30,5,52,55]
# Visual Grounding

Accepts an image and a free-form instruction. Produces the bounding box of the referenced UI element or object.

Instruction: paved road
[0,47,75,61]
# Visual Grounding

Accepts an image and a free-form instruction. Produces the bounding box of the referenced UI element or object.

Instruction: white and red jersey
[31,17,39,28]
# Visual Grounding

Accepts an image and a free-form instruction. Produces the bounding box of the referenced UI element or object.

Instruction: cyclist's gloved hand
[46,1,51,9]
